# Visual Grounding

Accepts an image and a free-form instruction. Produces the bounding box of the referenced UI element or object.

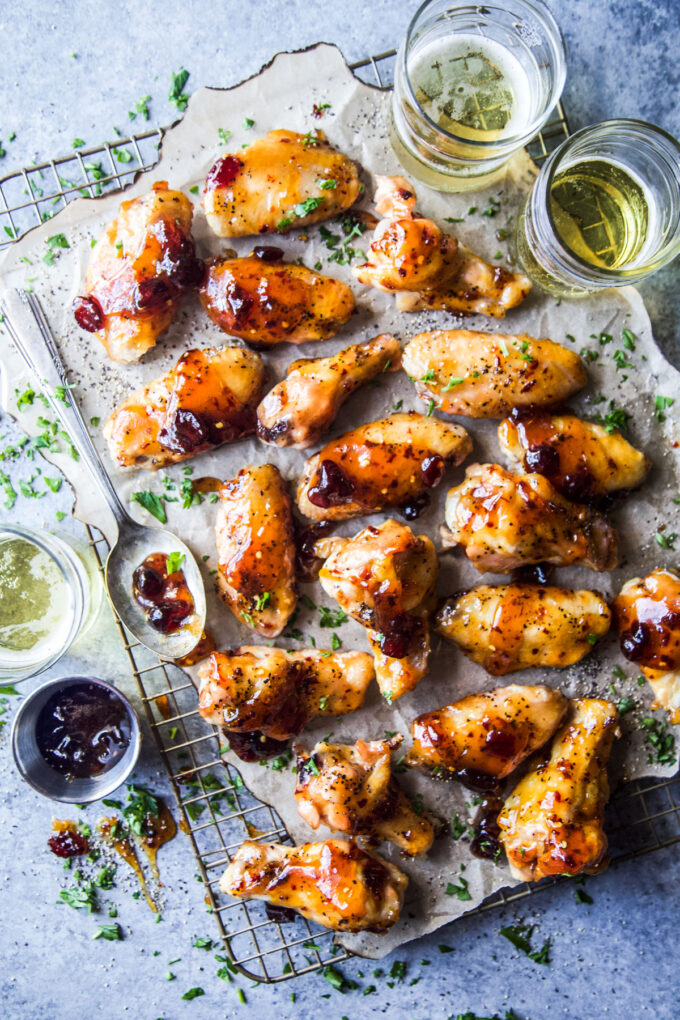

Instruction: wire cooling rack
[2,49,679,984]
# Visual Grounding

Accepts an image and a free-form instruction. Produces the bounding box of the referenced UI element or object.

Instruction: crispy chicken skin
[215,465,296,638]
[197,646,374,738]
[103,346,264,470]
[220,838,408,932]
[498,408,651,504]
[200,252,355,348]
[257,333,401,448]
[401,330,587,419]
[497,698,619,881]
[436,585,612,675]
[442,463,618,573]
[295,736,434,856]
[407,685,568,784]
[353,175,531,317]
[202,129,361,237]
[296,412,472,522]
[613,569,680,723]
[74,182,202,363]
[316,519,438,700]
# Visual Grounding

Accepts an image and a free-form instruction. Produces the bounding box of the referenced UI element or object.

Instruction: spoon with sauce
[1,289,206,659]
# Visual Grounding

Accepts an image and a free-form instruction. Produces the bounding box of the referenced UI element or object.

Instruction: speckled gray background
[1,2,679,1018]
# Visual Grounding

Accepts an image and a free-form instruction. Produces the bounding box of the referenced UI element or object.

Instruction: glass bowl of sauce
[11,675,142,803]
[0,525,100,681]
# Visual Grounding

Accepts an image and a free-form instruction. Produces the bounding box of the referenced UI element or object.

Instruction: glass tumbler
[390,0,566,191]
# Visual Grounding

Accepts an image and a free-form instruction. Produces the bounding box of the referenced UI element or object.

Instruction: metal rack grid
[1,49,678,984]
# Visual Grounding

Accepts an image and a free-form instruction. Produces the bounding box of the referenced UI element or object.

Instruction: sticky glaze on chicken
[436,584,611,675]
[73,181,203,363]
[497,698,619,881]
[104,346,264,470]
[202,129,361,237]
[215,465,296,638]
[200,251,354,348]
[257,333,401,448]
[220,838,407,932]
[295,736,434,855]
[317,519,437,700]
[407,685,568,788]
[613,569,680,723]
[353,175,531,317]
[197,646,374,740]
[297,412,472,522]
[498,407,650,505]
[442,463,618,573]
[401,330,587,419]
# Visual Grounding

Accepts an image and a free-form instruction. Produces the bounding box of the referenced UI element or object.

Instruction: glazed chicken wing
[353,175,531,317]
[215,464,296,637]
[257,333,401,448]
[613,569,680,723]
[402,330,586,419]
[296,736,434,855]
[498,408,650,505]
[407,685,568,786]
[220,839,408,932]
[436,584,611,675]
[200,250,354,348]
[317,519,438,700]
[297,412,472,522]
[442,463,618,573]
[103,346,264,469]
[497,698,619,880]
[73,181,203,363]
[197,646,374,740]
[202,129,361,237]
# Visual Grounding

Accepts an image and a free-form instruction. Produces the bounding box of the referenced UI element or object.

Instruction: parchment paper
[1,44,679,958]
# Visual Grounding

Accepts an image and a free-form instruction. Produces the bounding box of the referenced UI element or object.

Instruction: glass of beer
[391,0,566,191]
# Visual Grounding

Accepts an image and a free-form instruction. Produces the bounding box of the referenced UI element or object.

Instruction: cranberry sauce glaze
[132,552,195,635]
[36,682,131,780]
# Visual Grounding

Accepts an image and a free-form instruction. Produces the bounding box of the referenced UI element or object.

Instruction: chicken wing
[73,181,202,363]
[200,250,354,348]
[402,330,587,419]
[215,465,296,637]
[497,698,619,881]
[613,569,680,723]
[316,519,438,700]
[220,839,408,932]
[407,685,568,787]
[197,646,374,739]
[297,412,472,522]
[442,463,618,573]
[202,129,361,237]
[257,333,401,448]
[436,584,611,675]
[103,346,264,469]
[295,736,434,855]
[353,175,531,317]
[498,407,650,504]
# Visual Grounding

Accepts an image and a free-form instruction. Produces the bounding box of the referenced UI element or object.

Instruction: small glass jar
[516,119,680,296]
[0,525,101,681]
[390,0,566,192]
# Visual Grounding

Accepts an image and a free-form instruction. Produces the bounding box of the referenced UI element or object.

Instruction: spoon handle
[1,288,129,529]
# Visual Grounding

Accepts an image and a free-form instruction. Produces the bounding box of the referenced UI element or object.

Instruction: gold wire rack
[2,49,679,985]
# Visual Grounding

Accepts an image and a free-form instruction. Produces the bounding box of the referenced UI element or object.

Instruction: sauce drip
[99,816,157,913]
[470,794,504,862]
[132,552,195,635]
[295,520,335,582]
[36,682,131,780]
[138,802,177,881]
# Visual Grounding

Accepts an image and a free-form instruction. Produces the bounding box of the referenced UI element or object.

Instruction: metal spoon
[1,288,207,660]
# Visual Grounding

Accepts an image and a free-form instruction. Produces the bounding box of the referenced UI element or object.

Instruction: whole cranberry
[421,454,445,488]
[73,294,104,332]
[253,245,284,262]
[205,155,243,191]
[134,278,173,312]
[307,460,356,509]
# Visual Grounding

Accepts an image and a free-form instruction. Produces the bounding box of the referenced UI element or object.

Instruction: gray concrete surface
[1,2,679,1018]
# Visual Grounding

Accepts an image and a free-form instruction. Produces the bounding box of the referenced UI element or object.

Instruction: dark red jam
[47,826,90,858]
[421,454,445,488]
[36,682,131,780]
[452,769,500,793]
[253,245,284,262]
[295,520,335,582]
[307,460,356,509]
[225,730,291,763]
[400,493,430,520]
[153,218,205,288]
[205,155,243,191]
[134,277,173,312]
[132,552,195,635]
[378,612,422,660]
[510,562,554,585]
[73,294,104,332]
[525,442,560,476]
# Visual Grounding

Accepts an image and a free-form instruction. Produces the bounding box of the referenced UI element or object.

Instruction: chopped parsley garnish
[499,922,551,964]
[318,177,337,190]
[640,716,676,766]
[421,369,436,382]
[181,988,205,1001]
[586,633,599,646]
[166,551,185,574]
[129,95,151,121]
[243,117,255,129]
[58,881,98,913]
[426,399,436,417]
[654,531,677,549]
[122,784,159,836]
[319,605,348,628]
[321,964,358,992]
[130,490,166,523]
[169,68,190,111]
[575,888,594,905]
[72,137,85,149]
[254,591,271,611]
[655,395,675,422]
[617,696,636,715]
[450,812,466,840]
[443,376,464,391]
[319,213,367,265]
[622,328,636,350]
[592,400,631,434]
[445,875,471,900]
[92,923,122,941]
[612,349,633,370]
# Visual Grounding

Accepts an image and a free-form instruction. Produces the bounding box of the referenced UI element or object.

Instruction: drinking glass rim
[400,0,567,151]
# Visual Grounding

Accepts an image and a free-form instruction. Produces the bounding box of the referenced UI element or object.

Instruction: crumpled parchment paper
[1,44,679,958]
